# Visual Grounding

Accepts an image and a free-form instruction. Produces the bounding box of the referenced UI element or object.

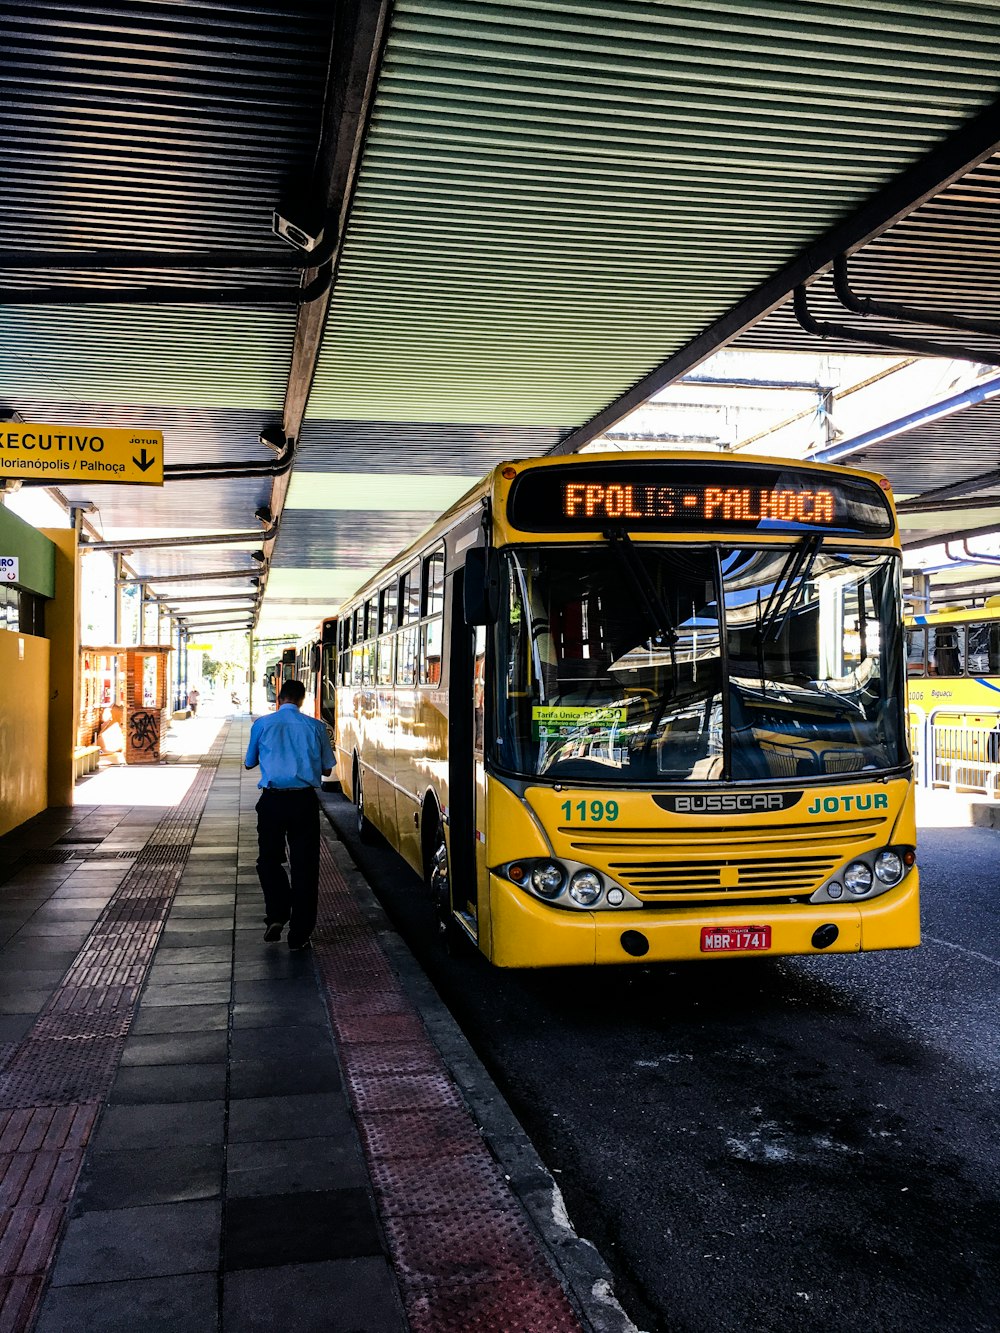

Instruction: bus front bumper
[487,870,921,968]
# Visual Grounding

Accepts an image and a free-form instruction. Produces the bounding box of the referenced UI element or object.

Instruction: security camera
[254,505,273,526]
[258,425,286,453]
[272,210,324,253]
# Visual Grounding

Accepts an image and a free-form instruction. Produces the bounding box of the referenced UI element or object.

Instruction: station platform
[0,716,627,1333]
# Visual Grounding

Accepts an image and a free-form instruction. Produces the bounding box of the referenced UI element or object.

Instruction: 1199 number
[560,800,619,822]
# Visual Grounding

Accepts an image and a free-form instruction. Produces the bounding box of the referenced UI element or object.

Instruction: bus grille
[609,856,839,903]
[563,815,887,856]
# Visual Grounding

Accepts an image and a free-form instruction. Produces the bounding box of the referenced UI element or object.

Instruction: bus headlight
[844,862,874,896]
[531,862,566,899]
[569,870,603,906]
[499,859,639,910]
[874,850,904,885]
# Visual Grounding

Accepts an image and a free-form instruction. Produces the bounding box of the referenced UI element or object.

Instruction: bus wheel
[354,763,375,844]
[429,830,450,920]
[428,826,464,953]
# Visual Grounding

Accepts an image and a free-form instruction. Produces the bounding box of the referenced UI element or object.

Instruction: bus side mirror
[464,548,500,626]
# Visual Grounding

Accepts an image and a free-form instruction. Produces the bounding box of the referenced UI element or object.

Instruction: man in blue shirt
[244,678,336,949]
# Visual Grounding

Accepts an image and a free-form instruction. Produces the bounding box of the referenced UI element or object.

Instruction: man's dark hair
[278,678,306,705]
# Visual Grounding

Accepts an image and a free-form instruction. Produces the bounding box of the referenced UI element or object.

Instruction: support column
[113,553,123,642]
[43,520,82,809]
[911,572,931,616]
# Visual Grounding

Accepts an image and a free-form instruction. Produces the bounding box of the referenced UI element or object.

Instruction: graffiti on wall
[128,709,159,754]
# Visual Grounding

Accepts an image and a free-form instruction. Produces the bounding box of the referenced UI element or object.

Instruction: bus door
[319,620,338,732]
[448,569,479,922]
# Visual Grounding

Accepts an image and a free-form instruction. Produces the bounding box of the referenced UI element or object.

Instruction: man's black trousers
[255,787,319,944]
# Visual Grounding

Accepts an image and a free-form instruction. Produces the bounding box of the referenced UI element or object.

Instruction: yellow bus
[906,601,1000,789]
[907,600,1000,717]
[335,451,918,967]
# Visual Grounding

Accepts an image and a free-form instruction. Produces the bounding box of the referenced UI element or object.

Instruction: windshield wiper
[604,528,678,649]
[757,533,823,644]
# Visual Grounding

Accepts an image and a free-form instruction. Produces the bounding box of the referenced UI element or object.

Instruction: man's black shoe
[263,922,284,943]
[287,937,311,951]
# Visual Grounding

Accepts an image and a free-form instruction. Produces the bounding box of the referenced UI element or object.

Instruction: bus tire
[353,760,376,844]
[426,818,465,954]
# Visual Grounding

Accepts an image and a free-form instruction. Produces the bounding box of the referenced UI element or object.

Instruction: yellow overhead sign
[0,424,164,486]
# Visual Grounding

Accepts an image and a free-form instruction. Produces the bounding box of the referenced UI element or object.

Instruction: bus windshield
[494,543,906,784]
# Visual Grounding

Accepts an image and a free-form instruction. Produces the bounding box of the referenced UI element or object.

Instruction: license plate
[700,925,772,953]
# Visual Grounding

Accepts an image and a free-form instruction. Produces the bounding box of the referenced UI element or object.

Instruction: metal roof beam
[178,626,251,634]
[158,594,258,605]
[259,0,392,620]
[87,525,274,553]
[903,519,1000,556]
[922,578,1000,600]
[898,495,1000,515]
[897,467,1000,512]
[0,246,322,272]
[118,570,260,588]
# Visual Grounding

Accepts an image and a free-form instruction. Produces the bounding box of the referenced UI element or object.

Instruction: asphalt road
[322,794,1000,1333]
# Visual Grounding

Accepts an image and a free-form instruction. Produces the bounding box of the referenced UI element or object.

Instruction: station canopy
[2,0,1000,639]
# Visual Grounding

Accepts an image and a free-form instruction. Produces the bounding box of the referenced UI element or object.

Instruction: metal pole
[911,572,931,617]
[113,553,123,642]
[248,626,255,715]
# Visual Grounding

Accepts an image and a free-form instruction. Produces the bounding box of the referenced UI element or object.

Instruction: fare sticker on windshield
[532,705,626,740]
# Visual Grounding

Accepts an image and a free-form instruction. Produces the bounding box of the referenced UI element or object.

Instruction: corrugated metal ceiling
[0,2,333,605]
[308,0,1000,428]
[855,397,1000,500]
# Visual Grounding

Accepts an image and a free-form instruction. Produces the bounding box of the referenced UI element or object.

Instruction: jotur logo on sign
[0,557,19,583]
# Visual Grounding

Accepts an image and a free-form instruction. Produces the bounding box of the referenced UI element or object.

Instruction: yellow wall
[0,631,51,838]
[42,528,80,810]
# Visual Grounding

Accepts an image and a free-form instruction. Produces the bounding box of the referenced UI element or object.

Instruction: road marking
[925,933,1000,969]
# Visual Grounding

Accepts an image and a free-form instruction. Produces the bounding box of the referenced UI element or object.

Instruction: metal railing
[913,708,1000,799]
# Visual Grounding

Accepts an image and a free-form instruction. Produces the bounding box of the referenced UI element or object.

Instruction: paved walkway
[0,717,616,1332]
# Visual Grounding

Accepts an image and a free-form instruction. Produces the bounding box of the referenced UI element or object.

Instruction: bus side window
[379,585,397,635]
[928,625,963,677]
[419,618,442,685]
[377,635,394,686]
[398,627,417,686]
[401,565,420,623]
[340,617,352,685]
[423,549,445,617]
[967,622,999,675]
[363,639,377,686]
[474,625,486,753]
[905,628,925,677]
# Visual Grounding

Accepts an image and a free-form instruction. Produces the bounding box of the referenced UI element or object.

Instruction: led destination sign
[507,462,894,537]
[562,482,836,526]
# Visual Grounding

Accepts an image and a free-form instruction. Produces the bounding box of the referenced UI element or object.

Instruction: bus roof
[908,601,1000,626]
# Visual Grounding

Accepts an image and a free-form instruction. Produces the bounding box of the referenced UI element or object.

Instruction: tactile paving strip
[312,841,585,1333]
[0,731,227,1333]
